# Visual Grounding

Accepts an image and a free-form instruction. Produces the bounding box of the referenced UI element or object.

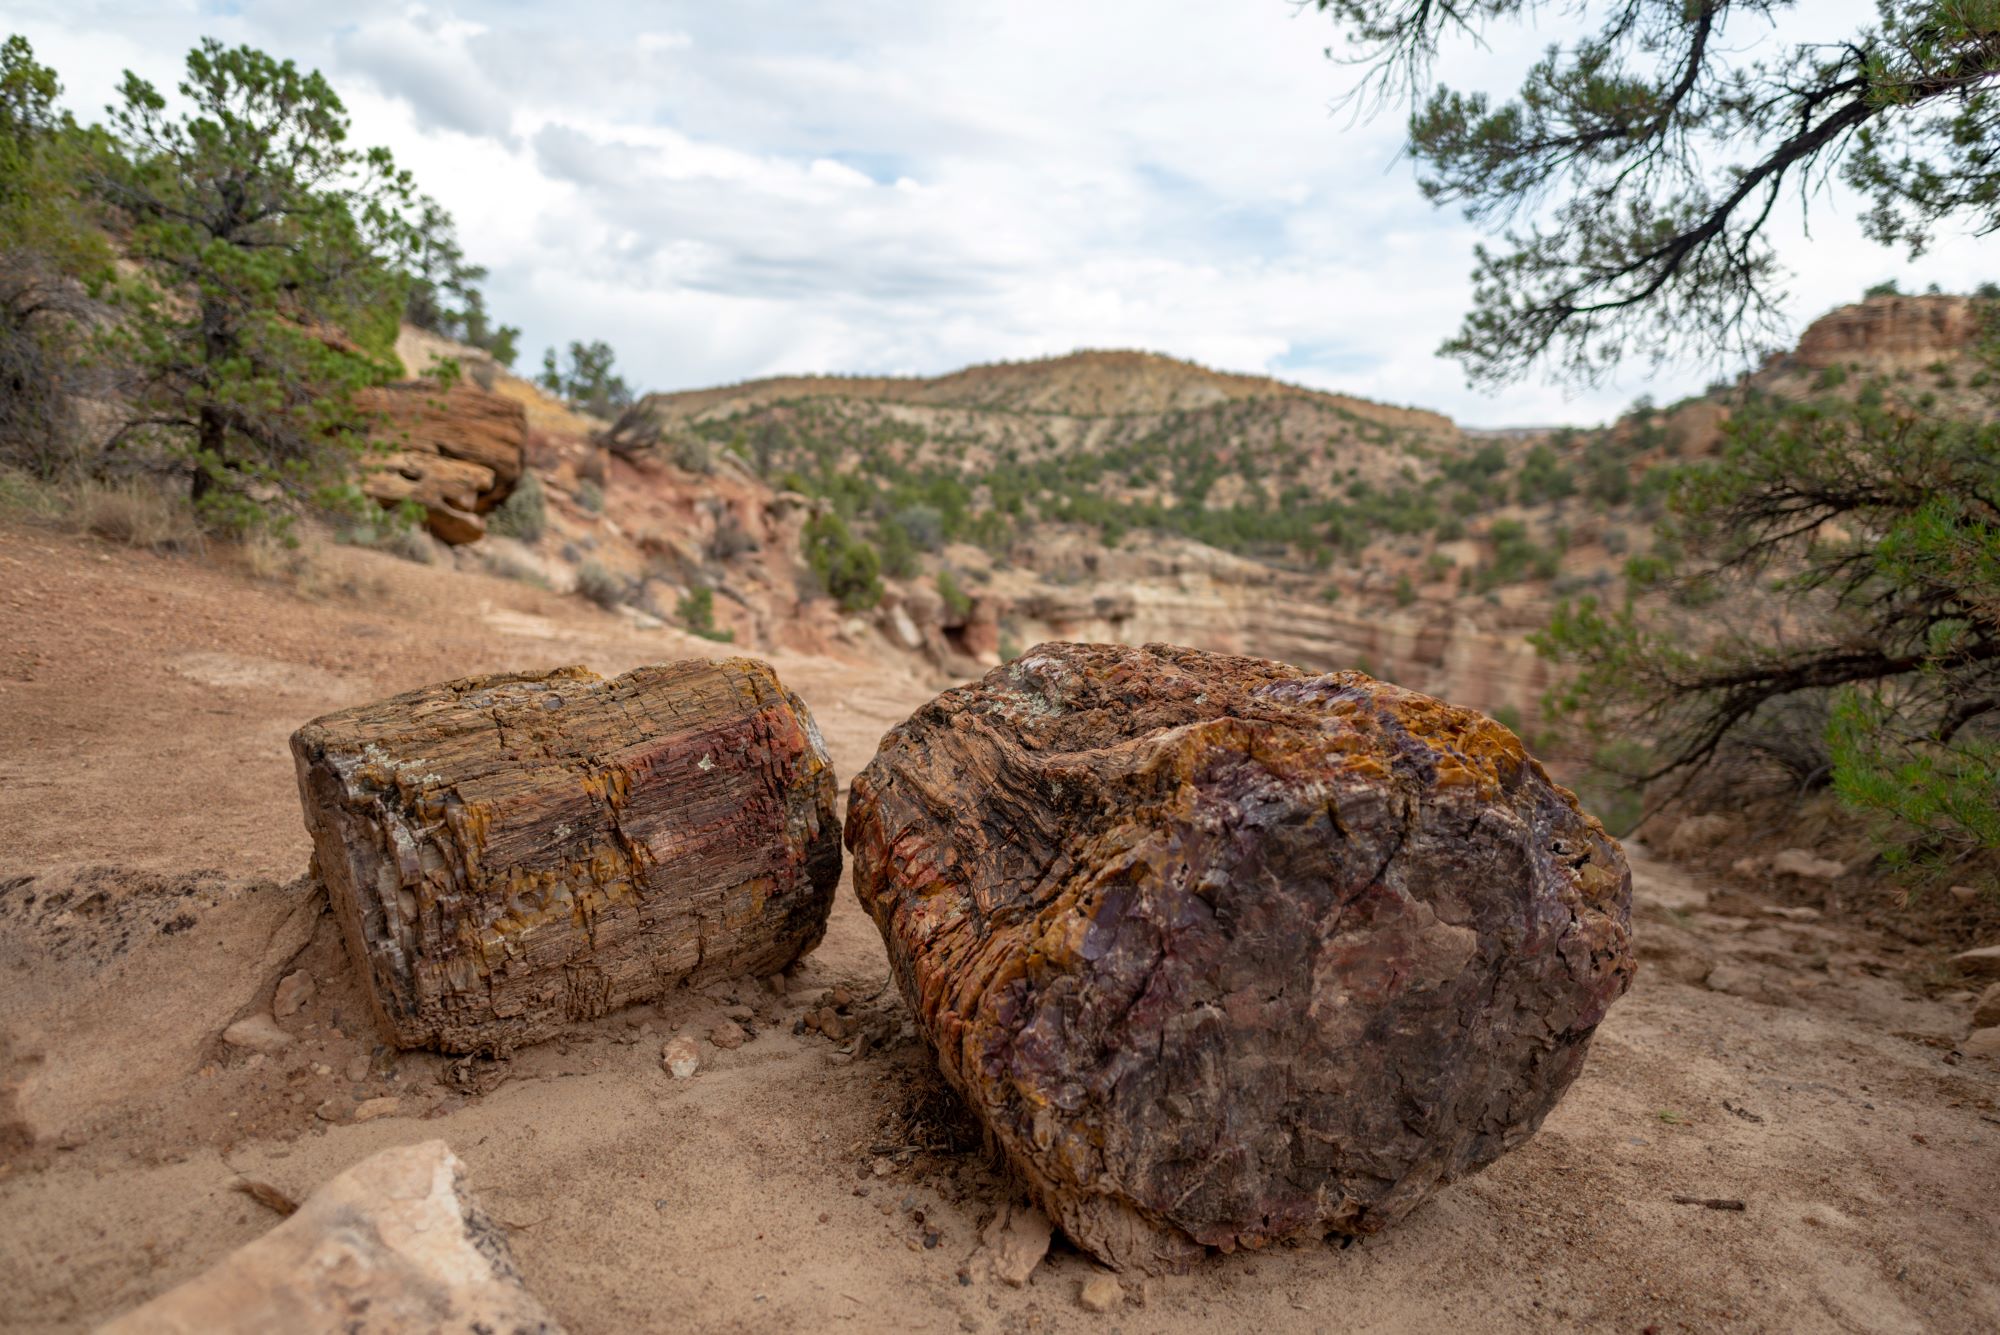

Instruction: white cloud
[333,10,515,142]
[6,0,1993,426]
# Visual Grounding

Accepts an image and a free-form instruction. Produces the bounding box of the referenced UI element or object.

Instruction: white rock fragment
[98,1140,561,1333]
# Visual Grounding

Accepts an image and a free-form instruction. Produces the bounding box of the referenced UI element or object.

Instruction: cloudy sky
[8,1,1990,425]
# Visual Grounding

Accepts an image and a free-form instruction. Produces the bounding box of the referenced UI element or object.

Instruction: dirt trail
[2,522,1997,1333]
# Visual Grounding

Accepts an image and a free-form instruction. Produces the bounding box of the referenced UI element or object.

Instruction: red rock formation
[848,642,1634,1272]
[1791,294,1981,371]
[358,381,527,544]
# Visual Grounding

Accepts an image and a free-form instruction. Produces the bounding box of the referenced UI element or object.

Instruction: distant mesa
[643,348,1457,435]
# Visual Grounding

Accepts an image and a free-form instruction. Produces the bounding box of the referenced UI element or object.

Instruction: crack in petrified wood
[846,642,1634,1273]
[293,659,840,1053]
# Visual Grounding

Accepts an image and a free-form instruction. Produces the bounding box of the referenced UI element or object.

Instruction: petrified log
[846,642,1634,1273]
[293,659,840,1053]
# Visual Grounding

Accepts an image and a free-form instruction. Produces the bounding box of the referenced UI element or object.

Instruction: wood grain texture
[846,642,1635,1273]
[293,659,840,1053]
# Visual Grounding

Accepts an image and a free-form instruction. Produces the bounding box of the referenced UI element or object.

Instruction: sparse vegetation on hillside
[676,381,1630,593]
[1539,354,2000,882]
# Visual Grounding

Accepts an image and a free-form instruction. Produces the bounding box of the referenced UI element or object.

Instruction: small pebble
[662,1036,700,1079]
[1079,1273,1122,1312]
[709,1022,747,1051]
[272,970,315,1018]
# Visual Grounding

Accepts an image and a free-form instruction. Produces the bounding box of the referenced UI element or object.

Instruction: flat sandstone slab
[99,1141,559,1333]
[293,659,839,1052]
[847,642,1635,1272]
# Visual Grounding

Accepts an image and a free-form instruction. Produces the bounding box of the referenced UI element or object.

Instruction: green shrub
[1515,443,1576,504]
[482,547,547,587]
[339,507,435,563]
[936,568,973,620]
[576,478,605,514]
[488,472,547,541]
[803,512,883,611]
[675,583,734,642]
[575,559,624,609]
[670,434,713,474]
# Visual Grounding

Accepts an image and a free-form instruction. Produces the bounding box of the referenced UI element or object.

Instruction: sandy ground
[2,519,1998,1334]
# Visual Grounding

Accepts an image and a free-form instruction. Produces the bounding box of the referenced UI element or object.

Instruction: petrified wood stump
[293,660,840,1053]
[846,642,1634,1273]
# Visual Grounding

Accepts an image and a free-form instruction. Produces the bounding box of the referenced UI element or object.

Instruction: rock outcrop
[292,659,840,1053]
[99,1141,560,1334]
[847,642,1635,1272]
[359,380,528,544]
[1790,294,1982,372]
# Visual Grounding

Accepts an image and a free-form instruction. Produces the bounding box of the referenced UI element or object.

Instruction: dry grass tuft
[74,479,206,553]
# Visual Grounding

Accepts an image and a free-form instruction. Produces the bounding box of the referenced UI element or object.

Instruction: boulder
[98,1141,560,1334]
[358,380,527,544]
[846,642,1634,1273]
[1791,294,1981,372]
[292,659,840,1053]
[1964,1027,2000,1060]
[361,450,494,544]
